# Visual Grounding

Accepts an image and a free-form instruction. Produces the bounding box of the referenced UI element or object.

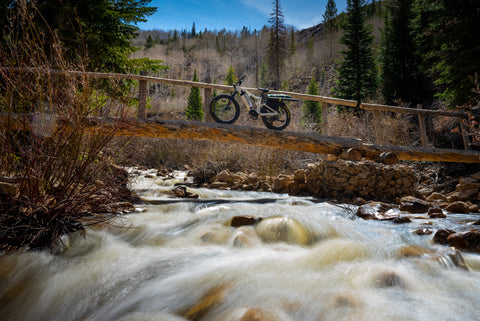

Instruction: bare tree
[267,0,287,89]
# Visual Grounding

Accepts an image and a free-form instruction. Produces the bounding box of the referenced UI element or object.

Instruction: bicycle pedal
[249,109,258,117]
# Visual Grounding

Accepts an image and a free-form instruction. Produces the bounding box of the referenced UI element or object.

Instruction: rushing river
[2,169,480,321]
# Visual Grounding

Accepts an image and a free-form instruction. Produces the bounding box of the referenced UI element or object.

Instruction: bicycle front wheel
[261,100,291,130]
[210,94,240,124]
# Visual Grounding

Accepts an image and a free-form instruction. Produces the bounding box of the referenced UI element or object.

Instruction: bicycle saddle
[258,88,269,93]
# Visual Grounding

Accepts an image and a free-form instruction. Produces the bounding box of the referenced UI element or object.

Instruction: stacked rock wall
[305,160,417,200]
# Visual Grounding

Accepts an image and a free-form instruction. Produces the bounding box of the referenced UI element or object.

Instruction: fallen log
[3,114,480,163]
[100,118,480,164]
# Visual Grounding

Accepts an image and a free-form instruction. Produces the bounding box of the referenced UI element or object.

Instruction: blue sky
[138,0,348,32]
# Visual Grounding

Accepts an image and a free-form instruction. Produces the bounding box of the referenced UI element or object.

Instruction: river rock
[231,216,263,227]
[447,230,480,253]
[426,192,448,202]
[392,216,412,224]
[215,170,244,184]
[445,201,470,214]
[172,186,199,198]
[190,163,219,185]
[356,202,398,220]
[183,283,234,321]
[399,196,430,213]
[232,227,262,248]
[396,245,433,258]
[272,175,293,193]
[375,271,404,288]
[413,228,434,236]
[428,207,446,218]
[432,229,456,245]
[255,217,309,245]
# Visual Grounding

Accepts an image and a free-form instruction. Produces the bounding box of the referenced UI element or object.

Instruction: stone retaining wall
[304,160,417,200]
[190,160,418,201]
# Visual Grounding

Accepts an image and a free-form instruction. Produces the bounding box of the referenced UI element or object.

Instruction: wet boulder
[182,283,234,321]
[432,229,456,245]
[272,175,293,193]
[447,230,480,253]
[399,196,430,213]
[231,216,263,227]
[445,201,470,214]
[426,192,448,203]
[428,207,446,218]
[255,217,309,245]
[356,202,398,220]
[172,186,199,198]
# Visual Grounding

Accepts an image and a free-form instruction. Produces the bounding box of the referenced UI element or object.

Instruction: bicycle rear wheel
[261,100,291,130]
[210,94,240,124]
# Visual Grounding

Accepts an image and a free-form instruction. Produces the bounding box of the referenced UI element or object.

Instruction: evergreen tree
[6,0,158,73]
[323,0,338,59]
[267,0,287,89]
[411,0,480,108]
[186,70,203,121]
[333,0,377,109]
[288,27,296,56]
[144,34,155,51]
[260,63,268,87]
[303,76,322,125]
[381,0,425,106]
[191,22,196,38]
[323,0,338,33]
[225,65,238,86]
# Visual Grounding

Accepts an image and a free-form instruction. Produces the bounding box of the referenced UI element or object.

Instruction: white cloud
[240,0,271,15]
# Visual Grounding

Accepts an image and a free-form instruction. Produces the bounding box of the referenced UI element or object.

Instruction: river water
[2,169,480,321]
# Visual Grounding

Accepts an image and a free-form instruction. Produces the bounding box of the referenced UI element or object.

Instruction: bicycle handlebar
[235,75,246,86]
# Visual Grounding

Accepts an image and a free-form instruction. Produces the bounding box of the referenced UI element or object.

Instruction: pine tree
[267,0,287,89]
[323,0,338,33]
[144,35,155,51]
[333,0,377,110]
[4,0,157,73]
[323,0,338,60]
[225,65,238,86]
[186,70,203,121]
[191,22,196,38]
[381,0,425,106]
[411,0,480,108]
[303,76,322,125]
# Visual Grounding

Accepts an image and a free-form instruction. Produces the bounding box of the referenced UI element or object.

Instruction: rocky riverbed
[152,159,480,253]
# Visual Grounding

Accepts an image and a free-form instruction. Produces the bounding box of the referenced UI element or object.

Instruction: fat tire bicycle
[209,76,296,130]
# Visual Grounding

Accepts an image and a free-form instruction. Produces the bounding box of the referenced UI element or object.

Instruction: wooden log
[340,148,363,161]
[137,71,147,119]
[375,152,399,165]
[373,110,383,145]
[416,104,428,148]
[90,118,480,164]
[459,120,471,150]
[203,76,213,123]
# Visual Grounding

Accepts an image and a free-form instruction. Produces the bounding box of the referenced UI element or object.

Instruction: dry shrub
[0,3,133,251]
[324,108,418,146]
[115,137,319,178]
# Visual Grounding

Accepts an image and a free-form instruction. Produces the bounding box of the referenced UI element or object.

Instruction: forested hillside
[132,0,479,150]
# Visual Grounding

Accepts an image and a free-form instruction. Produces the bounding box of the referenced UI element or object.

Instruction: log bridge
[2,67,480,164]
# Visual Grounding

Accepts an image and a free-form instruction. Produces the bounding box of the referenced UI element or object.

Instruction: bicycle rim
[211,96,238,123]
[261,103,290,130]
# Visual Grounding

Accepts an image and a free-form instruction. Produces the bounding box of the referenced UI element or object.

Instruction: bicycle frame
[233,83,279,117]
